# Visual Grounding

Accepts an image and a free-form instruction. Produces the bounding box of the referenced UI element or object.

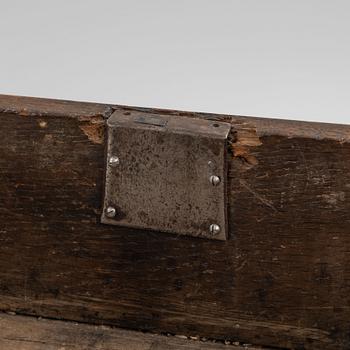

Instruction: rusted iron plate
[101,110,231,240]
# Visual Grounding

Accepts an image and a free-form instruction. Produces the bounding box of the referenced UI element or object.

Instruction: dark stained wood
[0,313,259,350]
[0,94,112,118]
[0,95,350,349]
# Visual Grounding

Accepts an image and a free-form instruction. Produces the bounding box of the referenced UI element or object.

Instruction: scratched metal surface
[101,111,231,240]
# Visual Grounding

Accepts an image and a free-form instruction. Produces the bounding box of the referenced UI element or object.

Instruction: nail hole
[212,123,220,127]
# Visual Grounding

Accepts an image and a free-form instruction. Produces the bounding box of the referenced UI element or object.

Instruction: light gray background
[1,1,349,124]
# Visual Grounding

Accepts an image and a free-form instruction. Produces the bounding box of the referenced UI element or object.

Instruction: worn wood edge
[1,94,350,142]
[0,94,112,119]
[0,313,267,350]
[112,105,350,142]
[0,296,333,349]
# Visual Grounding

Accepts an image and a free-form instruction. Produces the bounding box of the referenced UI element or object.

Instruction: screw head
[209,175,221,186]
[208,160,215,169]
[105,206,116,218]
[109,156,120,167]
[209,224,221,235]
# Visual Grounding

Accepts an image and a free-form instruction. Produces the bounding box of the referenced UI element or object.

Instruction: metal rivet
[208,160,215,169]
[209,175,221,186]
[109,156,120,167]
[105,206,116,218]
[209,224,221,235]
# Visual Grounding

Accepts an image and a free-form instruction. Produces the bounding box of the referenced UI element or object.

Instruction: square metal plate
[101,110,231,240]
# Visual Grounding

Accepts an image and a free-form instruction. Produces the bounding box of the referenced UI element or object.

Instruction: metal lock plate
[101,110,231,240]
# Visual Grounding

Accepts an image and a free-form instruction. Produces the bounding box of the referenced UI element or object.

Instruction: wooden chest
[0,95,349,349]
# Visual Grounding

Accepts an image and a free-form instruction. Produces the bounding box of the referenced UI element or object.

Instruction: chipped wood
[79,117,105,145]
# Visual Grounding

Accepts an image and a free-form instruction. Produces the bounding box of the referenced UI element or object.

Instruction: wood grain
[0,95,349,349]
[0,313,260,350]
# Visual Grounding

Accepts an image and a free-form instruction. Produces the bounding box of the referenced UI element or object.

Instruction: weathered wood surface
[0,313,260,350]
[0,95,350,349]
